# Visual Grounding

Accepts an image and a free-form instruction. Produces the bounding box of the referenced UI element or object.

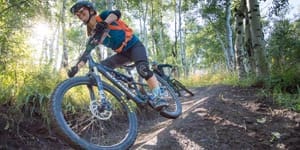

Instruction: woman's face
[75,7,90,23]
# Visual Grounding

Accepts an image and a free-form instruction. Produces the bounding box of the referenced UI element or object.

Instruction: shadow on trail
[133,85,300,150]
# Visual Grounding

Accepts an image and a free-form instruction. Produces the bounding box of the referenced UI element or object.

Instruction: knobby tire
[154,74,182,119]
[172,79,194,96]
[49,76,138,150]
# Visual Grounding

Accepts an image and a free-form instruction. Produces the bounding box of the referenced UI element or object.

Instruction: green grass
[271,84,300,112]
[177,69,300,112]
[178,70,254,87]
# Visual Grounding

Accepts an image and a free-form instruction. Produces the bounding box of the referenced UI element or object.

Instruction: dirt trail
[0,85,299,150]
[133,85,300,150]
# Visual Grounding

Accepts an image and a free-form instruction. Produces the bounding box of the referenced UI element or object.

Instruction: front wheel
[155,74,182,119]
[49,76,138,150]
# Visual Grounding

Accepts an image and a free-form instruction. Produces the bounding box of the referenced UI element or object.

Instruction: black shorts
[101,41,148,69]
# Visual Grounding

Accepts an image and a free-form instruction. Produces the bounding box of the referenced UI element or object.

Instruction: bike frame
[86,54,148,105]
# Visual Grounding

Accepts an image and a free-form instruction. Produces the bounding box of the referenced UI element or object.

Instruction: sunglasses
[75,7,87,17]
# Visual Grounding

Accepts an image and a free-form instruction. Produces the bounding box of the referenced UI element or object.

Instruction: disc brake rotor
[89,100,112,120]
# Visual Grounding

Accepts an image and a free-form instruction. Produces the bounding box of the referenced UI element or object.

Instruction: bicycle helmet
[70,1,96,15]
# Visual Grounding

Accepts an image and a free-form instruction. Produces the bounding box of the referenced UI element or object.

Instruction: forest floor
[0,85,300,150]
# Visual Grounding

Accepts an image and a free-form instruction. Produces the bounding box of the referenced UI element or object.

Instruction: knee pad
[136,61,153,80]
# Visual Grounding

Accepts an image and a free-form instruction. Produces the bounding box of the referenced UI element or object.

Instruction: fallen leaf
[256,117,266,124]
[4,121,9,130]
[271,132,281,139]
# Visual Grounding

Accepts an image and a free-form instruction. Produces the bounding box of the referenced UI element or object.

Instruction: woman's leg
[100,53,130,69]
[126,42,158,89]
[127,41,168,110]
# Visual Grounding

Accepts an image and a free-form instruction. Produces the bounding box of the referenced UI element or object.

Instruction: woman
[68,1,168,110]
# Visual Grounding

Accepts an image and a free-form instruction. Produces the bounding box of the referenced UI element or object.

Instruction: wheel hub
[89,100,112,120]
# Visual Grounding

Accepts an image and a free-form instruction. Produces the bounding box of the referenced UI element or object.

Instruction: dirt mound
[0,85,299,150]
[0,106,69,149]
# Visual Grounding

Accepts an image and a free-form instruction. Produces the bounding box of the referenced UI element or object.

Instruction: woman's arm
[100,10,121,24]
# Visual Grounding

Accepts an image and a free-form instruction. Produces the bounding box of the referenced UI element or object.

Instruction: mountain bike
[49,39,182,150]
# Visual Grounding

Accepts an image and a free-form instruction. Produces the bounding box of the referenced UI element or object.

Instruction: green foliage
[270,67,300,92]
[272,86,300,112]
[16,65,64,122]
[184,1,227,70]
[0,61,64,126]
[268,20,300,72]
[66,26,86,57]
[269,0,290,16]
[261,18,300,111]
[0,32,33,103]
[0,63,63,103]
[267,19,300,92]
[17,65,62,104]
[0,0,299,120]
[180,68,239,87]
[0,0,52,104]
[186,25,225,68]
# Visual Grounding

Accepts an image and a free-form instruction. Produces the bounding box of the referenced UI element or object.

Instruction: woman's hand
[67,61,85,78]
[67,66,79,78]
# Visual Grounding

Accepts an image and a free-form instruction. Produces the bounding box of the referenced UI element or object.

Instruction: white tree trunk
[225,0,235,71]
[178,0,187,76]
[246,0,269,78]
[215,31,227,67]
[107,0,114,10]
[61,0,68,68]
[234,0,247,79]
[138,0,149,54]
[244,13,254,74]
[159,12,165,59]
[173,0,178,58]
[54,23,61,70]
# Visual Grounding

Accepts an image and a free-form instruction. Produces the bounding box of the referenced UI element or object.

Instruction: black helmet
[70,1,96,14]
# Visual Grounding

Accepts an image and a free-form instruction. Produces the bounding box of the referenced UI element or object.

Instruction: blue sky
[289,0,300,17]
[261,0,300,19]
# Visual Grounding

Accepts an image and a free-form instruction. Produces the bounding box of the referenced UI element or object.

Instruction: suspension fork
[88,66,109,107]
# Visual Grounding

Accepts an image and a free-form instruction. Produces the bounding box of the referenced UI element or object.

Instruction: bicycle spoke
[50,78,137,149]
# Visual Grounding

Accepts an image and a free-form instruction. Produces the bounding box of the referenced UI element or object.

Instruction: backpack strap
[95,16,133,53]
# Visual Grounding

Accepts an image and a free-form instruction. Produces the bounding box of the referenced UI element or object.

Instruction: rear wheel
[135,74,182,119]
[167,79,181,97]
[155,74,182,119]
[172,79,194,96]
[49,76,138,150]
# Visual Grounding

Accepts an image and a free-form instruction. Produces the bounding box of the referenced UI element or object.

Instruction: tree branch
[0,0,30,16]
